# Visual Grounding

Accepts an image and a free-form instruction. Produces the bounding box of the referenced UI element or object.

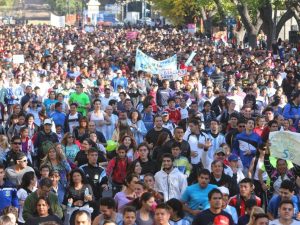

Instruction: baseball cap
[116,69,122,74]
[228,154,239,161]
[44,118,52,125]
[162,111,169,116]
[218,186,229,195]
[215,148,226,155]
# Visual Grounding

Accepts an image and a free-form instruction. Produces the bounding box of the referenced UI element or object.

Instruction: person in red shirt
[165,98,181,124]
[229,178,261,217]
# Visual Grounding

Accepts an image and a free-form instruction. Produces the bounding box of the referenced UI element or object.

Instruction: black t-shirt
[132,158,159,175]
[75,150,106,167]
[24,215,63,225]
[145,128,172,145]
[192,209,234,225]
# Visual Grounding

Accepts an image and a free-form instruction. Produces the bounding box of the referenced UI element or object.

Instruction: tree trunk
[275,9,294,39]
[234,0,263,49]
[200,7,215,38]
[259,0,273,49]
[213,0,226,30]
[248,31,258,48]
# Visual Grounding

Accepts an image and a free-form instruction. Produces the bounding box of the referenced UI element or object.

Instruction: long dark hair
[35,196,53,216]
[20,171,35,190]
[69,168,87,187]
[167,198,185,219]
[155,132,169,147]
[138,192,154,210]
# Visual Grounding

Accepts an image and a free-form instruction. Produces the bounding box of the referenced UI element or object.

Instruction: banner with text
[51,13,65,28]
[269,131,300,165]
[135,49,178,80]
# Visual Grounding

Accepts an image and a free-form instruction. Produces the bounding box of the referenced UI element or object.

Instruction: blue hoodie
[232,131,262,168]
[0,180,19,213]
[282,102,300,127]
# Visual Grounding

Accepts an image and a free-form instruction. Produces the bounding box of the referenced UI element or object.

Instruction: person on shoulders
[192,188,234,225]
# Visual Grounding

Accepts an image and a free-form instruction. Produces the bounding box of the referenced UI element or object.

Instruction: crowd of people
[0,24,299,225]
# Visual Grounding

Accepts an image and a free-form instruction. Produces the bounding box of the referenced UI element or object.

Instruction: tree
[47,0,84,15]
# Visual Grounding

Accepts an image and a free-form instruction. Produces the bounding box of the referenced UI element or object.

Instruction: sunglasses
[68,136,74,139]
[13,142,22,145]
[18,159,27,163]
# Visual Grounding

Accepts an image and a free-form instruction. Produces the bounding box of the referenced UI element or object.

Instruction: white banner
[269,131,299,165]
[13,55,24,64]
[135,49,177,80]
[51,13,65,28]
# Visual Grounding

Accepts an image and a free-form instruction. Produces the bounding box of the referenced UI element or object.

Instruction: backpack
[40,139,55,156]
[110,157,129,184]
[235,193,257,216]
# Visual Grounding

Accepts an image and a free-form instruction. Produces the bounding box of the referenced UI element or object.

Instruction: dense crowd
[0,24,299,225]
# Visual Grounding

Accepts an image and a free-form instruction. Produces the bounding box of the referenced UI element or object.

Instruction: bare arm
[248,158,255,178]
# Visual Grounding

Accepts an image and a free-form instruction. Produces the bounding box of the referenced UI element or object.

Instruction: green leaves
[47,0,83,16]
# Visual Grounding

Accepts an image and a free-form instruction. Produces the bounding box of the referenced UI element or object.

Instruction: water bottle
[84,187,89,202]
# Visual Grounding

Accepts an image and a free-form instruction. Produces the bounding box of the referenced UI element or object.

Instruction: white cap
[116,69,122,74]
[44,118,52,125]
[218,186,229,195]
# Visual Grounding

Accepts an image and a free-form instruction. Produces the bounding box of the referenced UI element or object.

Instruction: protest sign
[51,13,65,28]
[135,49,178,80]
[13,55,25,64]
[184,51,196,66]
[126,31,139,40]
[178,69,187,77]
[187,24,196,34]
[212,31,227,43]
[269,131,300,165]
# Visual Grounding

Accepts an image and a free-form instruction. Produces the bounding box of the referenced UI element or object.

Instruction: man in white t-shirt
[270,200,300,225]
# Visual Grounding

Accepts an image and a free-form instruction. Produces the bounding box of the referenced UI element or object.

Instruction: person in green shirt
[23,178,63,221]
[69,83,91,116]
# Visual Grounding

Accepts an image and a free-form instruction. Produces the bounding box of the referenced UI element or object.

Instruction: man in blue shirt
[232,118,262,175]
[181,169,217,221]
[267,180,300,220]
[0,164,18,213]
[111,70,128,92]
[50,102,66,130]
